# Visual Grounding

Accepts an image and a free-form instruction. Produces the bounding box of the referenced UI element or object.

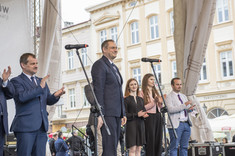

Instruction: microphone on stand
[65,44,89,50]
[141,57,162,63]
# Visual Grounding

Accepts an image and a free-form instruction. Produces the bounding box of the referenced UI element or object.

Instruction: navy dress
[124,95,146,148]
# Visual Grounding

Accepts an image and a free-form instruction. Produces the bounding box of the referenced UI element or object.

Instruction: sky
[61,0,108,25]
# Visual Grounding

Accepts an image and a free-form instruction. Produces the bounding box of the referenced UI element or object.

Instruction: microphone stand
[74,48,111,156]
[149,61,177,156]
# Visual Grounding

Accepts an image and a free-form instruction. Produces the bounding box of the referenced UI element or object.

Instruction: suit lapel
[20,73,35,88]
[102,56,122,85]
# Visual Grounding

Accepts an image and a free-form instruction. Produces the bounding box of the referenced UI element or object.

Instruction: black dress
[124,95,146,148]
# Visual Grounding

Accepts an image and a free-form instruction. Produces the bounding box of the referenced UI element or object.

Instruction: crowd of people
[48,131,85,156]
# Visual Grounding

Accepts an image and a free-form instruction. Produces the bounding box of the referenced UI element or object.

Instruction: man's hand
[97,116,103,129]
[2,66,11,82]
[185,101,192,106]
[188,105,195,111]
[121,116,127,126]
[40,75,50,88]
[54,87,65,97]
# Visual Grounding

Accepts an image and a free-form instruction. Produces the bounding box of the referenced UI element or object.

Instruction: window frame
[132,67,141,86]
[130,21,139,44]
[68,88,76,108]
[68,50,74,70]
[220,50,234,79]
[149,15,159,40]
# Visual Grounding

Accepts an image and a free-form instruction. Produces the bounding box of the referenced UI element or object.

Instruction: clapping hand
[2,66,11,82]
[54,87,65,97]
[40,75,50,88]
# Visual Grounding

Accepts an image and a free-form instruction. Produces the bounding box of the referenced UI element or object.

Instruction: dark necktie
[112,63,121,84]
[31,76,37,86]
[178,94,187,117]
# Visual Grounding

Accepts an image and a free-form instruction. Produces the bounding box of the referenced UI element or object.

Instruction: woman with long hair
[141,73,163,156]
[124,78,149,156]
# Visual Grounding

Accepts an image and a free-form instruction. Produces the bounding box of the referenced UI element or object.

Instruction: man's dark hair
[171,77,181,85]
[53,133,58,138]
[58,131,63,138]
[20,53,36,65]
[101,39,115,53]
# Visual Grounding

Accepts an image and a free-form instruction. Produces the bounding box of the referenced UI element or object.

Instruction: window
[69,88,76,108]
[153,64,161,84]
[132,68,141,85]
[81,48,87,66]
[169,11,174,35]
[200,58,207,81]
[100,29,107,44]
[68,51,74,70]
[83,90,89,107]
[207,108,228,119]
[172,61,177,78]
[216,0,229,23]
[110,27,118,44]
[220,51,233,78]
[57,105,62,117]
[130,22,139,44]
[149,15,159,40]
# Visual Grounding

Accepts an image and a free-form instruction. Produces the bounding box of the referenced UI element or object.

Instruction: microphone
[141,58,162,62]
[65,44,89,50]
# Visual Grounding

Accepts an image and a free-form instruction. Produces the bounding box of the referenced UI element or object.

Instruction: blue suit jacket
[55,138,68,156]
[91,56,125,117]
[10,73,59,132]
[0,79,15,135]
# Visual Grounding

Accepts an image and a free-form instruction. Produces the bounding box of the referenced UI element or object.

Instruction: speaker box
[188,142,223,156]
[223,144,235,156]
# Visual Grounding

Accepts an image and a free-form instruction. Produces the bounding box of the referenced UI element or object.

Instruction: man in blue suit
[10,53,65,156]
[91,39,126,156]
[0,66,15,156]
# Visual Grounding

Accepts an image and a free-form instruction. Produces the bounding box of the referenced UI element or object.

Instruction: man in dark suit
[91,39,126,156]
[0,66,15,156]
[10,53,65,156]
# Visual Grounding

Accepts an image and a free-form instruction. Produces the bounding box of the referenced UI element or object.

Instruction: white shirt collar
[23,72,36,80]
[173,91,180,96]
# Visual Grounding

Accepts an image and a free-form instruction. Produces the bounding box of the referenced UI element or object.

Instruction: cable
[117,0,137,42]
[46,0,138,140]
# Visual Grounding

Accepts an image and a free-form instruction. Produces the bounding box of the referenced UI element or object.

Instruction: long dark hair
[141,73,160,105]
[124,78,139,97]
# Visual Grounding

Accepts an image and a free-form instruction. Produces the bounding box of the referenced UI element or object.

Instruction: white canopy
[208,114,235,132]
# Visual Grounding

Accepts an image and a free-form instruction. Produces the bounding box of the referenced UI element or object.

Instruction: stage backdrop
[0,0,33,130]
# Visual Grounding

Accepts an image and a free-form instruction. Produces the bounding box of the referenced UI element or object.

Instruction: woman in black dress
[124,78,149,156]
[141,73,163,156]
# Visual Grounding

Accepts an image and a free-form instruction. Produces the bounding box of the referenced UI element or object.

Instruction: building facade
[51,0,235,133]
[51,21,92,132]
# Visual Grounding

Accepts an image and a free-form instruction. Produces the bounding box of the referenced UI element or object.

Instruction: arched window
[207,108,228,119]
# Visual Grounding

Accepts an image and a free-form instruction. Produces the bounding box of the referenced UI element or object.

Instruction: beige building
[51,20,92,132]
[51,0,235,132]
